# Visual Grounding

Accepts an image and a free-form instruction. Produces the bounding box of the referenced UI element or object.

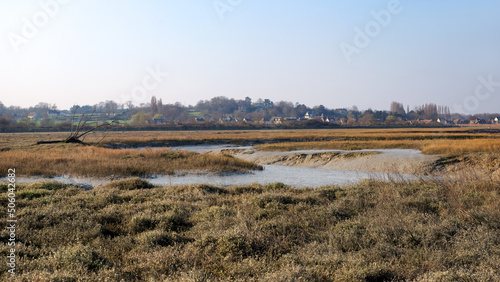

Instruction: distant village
[1,97,499,131]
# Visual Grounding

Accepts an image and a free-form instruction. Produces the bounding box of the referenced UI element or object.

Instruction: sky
[1,0,499,114]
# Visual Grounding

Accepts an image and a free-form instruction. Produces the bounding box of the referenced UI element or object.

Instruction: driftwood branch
[37,107,117,145]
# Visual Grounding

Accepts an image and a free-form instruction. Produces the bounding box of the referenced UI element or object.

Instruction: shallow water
[6,166,424,189]
[149,165,424,188]
[4,145,433,189]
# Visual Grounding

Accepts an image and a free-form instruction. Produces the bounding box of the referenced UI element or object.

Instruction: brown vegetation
[2,127,500,151]
[0,177,498,281]
[255,140,424,152]
[255,138,500,156]
[0,144,262,177]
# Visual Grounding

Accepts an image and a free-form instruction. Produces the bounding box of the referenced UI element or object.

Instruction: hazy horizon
[1,0,499,114]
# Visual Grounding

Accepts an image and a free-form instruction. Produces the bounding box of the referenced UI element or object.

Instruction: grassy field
[0,177,498,281]
[2,127,500,151]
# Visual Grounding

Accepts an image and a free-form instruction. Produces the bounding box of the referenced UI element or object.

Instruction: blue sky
[1,0,499,113]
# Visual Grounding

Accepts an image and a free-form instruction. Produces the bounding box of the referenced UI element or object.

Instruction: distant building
[219,116,235,123]
[437,118,450,124]
[453,118,466,125]
[470,118,487,125]
[271,117,283,124]
[304,111,315,119]
[259,118,271,125]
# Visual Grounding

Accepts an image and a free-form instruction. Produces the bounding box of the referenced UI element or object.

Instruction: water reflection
[149,165,423,188]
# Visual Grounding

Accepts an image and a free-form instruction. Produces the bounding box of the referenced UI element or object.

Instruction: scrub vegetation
[0,177,498,281]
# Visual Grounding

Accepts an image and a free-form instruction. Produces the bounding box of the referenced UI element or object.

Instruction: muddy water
[6,145,435,189]
[7,166,424,189]
[149,165,422,187]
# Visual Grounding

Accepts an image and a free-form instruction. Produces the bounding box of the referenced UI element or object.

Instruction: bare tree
[150,96,158,115]
[37,107,117,145]
[390,102,405,115]
[104,100,118,117]
[125,100,134,110]
[157,98,163,115]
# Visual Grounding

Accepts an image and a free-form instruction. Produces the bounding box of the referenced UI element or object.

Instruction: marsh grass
[2,128,500,159]
[254,140,424,152]
[2,127,499,150]
[0,145,263,177]
[255,138,500,156]
[421,139,500,155]
[0,176,498,281]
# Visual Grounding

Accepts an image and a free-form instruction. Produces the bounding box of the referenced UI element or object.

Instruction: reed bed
[255,138,500,156]
[2,127,499,150]
[0,145,262,177]
[421,139,500,155]
[254,140,427,152]
[101,128,500,146]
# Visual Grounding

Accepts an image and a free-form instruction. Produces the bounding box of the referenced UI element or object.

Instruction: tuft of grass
[26,181,71,191]
[102,178,154,190]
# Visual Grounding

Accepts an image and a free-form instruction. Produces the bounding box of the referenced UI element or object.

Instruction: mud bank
[217,148,440,175]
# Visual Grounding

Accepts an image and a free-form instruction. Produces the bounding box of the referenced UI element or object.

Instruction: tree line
[0,97,497,132]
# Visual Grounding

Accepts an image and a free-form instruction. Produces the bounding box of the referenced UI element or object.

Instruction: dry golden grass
[2,127,499,150]
[101,127,500,146]
[0,177,498,281]
[421,139,500,155]
[255,138,500,155]
[0,144,262,177]
[255,140,426,151]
